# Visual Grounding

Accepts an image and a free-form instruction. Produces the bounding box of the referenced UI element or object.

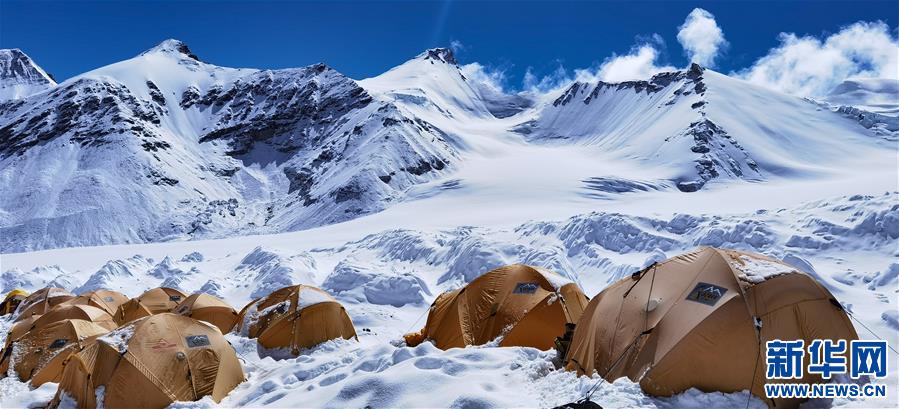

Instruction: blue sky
[1,1,896,92]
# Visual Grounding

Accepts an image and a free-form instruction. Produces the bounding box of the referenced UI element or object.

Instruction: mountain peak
[687,62,704,76]
[0,48,56,84]
[0,48,56,101]
[141,39,200,61]
[418,48,457,65]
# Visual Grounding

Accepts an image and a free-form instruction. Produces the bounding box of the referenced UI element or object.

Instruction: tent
[62,289,129,316]
[115,287,187,325]
[404,264,588,350]
[175,293,239,334]
[14,287,75,321]
[237,285,357,355]
[49,313,245,409]
[29,333,104,387]
[0,319,110,383]
[31,304,118,332]
[564,247,858,409]
[3,315,41,351]
[1,289,28,316]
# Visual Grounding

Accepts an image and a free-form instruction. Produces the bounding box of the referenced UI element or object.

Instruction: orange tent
[62,289,129,316]
[565,247,858,409]
[114,287,187,325]
[175,293,239,334]
[237,285,357,355]
[14,287,75,321]
[405,264,588,350]
[31,304,118,332]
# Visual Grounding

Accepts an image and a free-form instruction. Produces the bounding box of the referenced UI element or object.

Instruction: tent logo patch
[513,282,539,294]
[186,335,211,348]
[169,295,182,302]
[686,283,727,306]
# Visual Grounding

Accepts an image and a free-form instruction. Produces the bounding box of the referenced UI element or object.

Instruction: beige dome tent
[237,285,357,355]
[14,287,75,321]
[564,247,858,409]
[49,313,245,409]
[31,304,118,332]
[3,315,41,350]
[175,293,239,334]
[115,287,187,325]
[0,319,110,383]
[29,333,105,387]
[404,264,588,350]
[62,289,129,316]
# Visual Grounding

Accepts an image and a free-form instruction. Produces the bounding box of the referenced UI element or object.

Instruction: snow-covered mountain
[0,49,56,101]
[824,78,899,115]
[524,64,893,191]
[0,41,457,252]
[0,41,894,252]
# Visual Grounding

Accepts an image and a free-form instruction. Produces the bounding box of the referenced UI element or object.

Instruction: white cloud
[460,62,506,92]
[677,8,728,67]
[449,40,466,54]
[522,64,571,94]
[591,43,675,82]
[736,21,898,97]
[521,36,675,94]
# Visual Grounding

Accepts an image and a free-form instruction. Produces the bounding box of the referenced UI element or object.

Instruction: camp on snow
[237,284,357,355]
[404,264,588,350]
[563,247,858,409]
[0,248,863,409]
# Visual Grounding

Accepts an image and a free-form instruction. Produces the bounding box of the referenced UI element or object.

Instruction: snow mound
[148,256,185,279]
[180,251,205,262]
[323,260,430,307]
[236,247,317,299]
[75,255,154,294]
[1,265,75,293]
